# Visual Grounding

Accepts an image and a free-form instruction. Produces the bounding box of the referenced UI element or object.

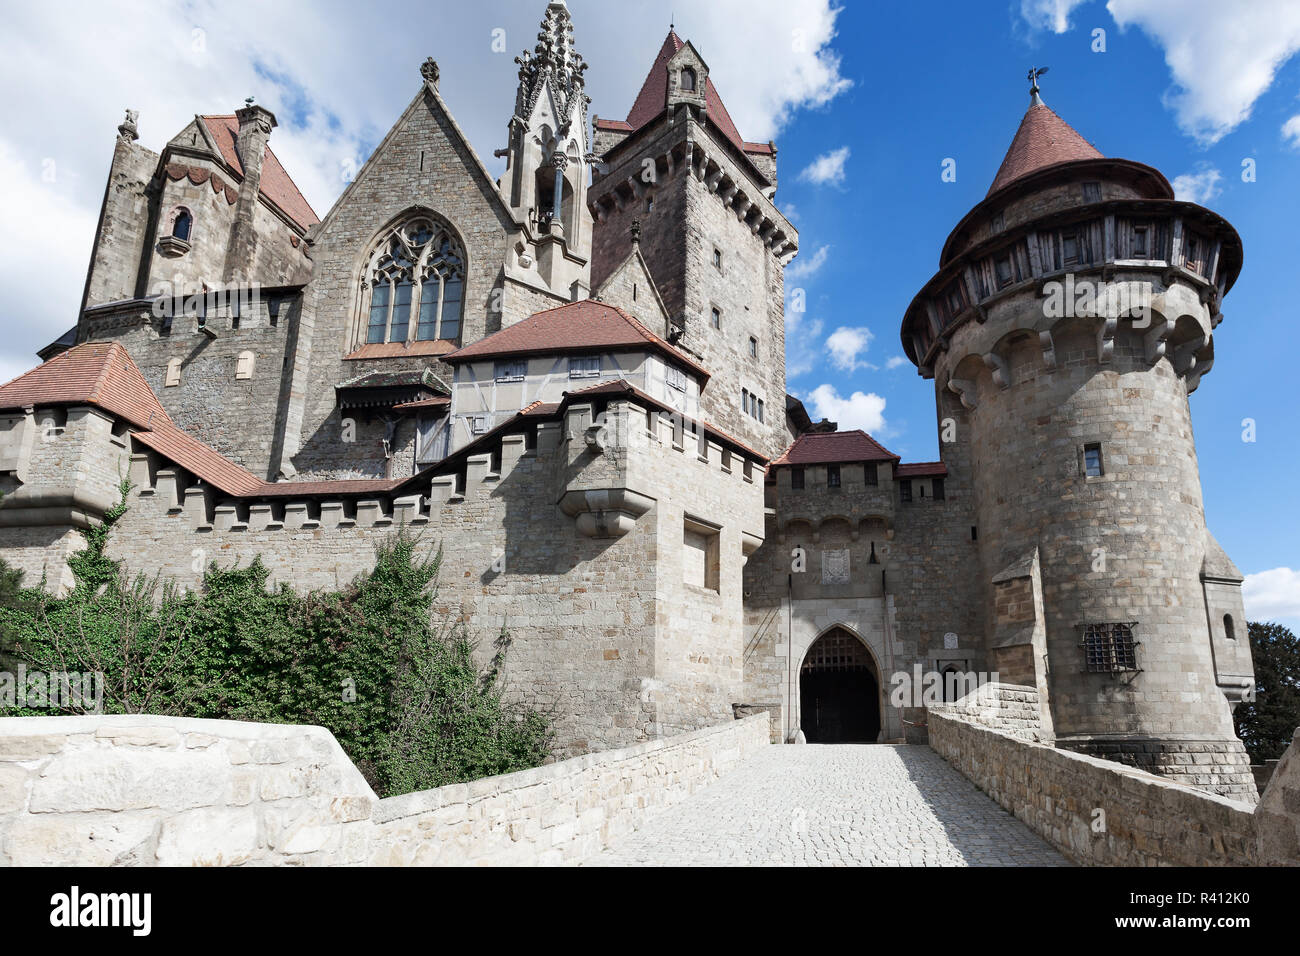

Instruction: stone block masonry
[928,698,1300,866]
[0,713,771,866]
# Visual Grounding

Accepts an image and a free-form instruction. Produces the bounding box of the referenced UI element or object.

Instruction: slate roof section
[200,115,321,229]
[770,429,899,466]
[443,299,712,384]
[987,103,1103,197]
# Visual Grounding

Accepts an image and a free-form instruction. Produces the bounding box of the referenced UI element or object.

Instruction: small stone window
[172,208,193,241]
[711,306,721,329]
[235,351,255,380]
[827,465,841,488]
[748,336,758,358]
[933,477,945,501]
[681,67,697,93]
[1080,622,1139,673]
[1083,442,1103,477]
[712,247,722,270]
[899,479,912,503]
[165,357,182,387]
[864,463,878,486]
[791,467,805,490]
[682,516,720,592]
[1223,614,1236,641]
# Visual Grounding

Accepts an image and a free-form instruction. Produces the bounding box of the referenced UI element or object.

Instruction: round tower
[901,81,1255,799]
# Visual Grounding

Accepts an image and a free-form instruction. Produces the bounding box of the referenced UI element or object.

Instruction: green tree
[1234,621,1300,763]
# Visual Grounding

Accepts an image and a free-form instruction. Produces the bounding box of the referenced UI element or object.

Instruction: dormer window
[681,68,697,93]
[666,365,687,392]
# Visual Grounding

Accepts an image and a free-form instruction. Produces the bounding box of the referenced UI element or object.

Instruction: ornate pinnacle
[420,57,440,85]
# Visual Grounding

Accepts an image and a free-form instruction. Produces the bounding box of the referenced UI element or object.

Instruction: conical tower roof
[623,30,748,155]
[986,101,1102,196]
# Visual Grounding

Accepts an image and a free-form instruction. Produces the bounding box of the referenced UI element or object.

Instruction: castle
[0,1,1258,800]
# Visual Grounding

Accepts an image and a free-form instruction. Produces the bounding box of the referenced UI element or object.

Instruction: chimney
[224,102,277,282]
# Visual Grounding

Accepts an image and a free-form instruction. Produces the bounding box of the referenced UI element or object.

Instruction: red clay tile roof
[443,299,711,384]
[0,341,168,429]
[987,103,1102,197]
[201,115,320,230]
[391,396,451,413]
[620,31,757,166]
[0,342,404,499]
[894,461,947,478]
[771,429,899,466]
[131,421,266,497]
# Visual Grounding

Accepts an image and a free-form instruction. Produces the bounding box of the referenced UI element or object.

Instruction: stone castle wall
[928,704,1300,864]
[0,712,770,866]
[0,398,766,755]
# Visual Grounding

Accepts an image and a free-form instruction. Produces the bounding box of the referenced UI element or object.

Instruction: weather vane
[1028,66,1049,103]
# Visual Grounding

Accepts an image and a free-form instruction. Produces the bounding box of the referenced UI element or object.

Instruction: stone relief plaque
[822,549,850,584]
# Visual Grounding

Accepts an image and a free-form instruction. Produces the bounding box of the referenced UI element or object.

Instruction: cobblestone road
[591,745,1069,866]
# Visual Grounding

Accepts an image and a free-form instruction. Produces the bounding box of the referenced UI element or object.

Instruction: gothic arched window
[363,217,465,345]
[172,208,193,241]
[681,68,697,93]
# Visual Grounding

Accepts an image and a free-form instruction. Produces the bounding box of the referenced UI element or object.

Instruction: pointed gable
[199,115,320,229]
[987,103,1102,196]
[620,30,766,161]
[592,244,670,335]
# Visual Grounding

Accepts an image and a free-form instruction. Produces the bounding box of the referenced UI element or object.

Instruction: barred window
[1080,622,1139,673]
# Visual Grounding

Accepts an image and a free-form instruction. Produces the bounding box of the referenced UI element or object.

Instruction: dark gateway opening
[800,627,882,743]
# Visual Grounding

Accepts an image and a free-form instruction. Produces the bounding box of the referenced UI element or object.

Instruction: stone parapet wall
[930,682,1045,741]
[0,713,770,866]
[929,708,1299,866]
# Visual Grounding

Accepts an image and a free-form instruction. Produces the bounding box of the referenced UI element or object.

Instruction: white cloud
[0,0,850,376]
[1283,114,1300,148]
[1171,166,1223,204]
[885,356,907,370]
[825,326,875,372]
[1243,567,1300,625]
[798,145,850,187]
[1108,0,1300,144]
[806,384,887,434]
[786,244,830,281]
[1020,0,1091,34]
[784,310,823,380]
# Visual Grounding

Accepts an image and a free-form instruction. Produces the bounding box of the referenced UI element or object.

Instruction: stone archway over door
[799,627,882,743]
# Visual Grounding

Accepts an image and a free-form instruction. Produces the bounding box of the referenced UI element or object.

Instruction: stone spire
[513,0,589,127]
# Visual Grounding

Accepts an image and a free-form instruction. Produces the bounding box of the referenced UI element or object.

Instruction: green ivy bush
[0,485,552,796]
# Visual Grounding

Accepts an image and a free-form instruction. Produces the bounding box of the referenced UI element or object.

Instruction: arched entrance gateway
[799,627,883,743]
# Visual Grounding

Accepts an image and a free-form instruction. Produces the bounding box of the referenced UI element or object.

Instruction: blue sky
[0,0,1294,626]
[768,1,1300,628]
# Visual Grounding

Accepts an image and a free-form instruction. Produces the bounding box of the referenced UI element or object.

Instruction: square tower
[588,31,797,460]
